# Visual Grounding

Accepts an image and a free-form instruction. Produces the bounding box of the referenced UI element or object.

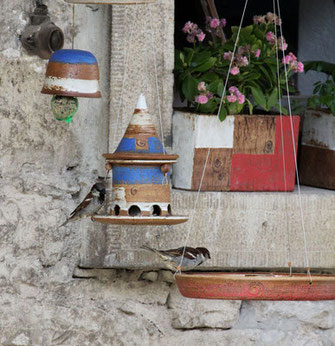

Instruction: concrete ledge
[80,186,335,271]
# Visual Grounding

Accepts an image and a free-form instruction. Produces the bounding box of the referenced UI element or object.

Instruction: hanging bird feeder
[41,49,101,122]
[93,94,188,225]
[175,272,335,301]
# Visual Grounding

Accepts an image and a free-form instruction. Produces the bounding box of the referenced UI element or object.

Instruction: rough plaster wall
[0,0,334,345]
[298,0,335,95]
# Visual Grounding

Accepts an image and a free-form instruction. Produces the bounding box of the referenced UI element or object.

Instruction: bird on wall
[141,245,211,272]
[60,182,106,226]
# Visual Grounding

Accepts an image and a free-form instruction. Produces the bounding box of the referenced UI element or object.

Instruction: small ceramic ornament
[41,49,101,122]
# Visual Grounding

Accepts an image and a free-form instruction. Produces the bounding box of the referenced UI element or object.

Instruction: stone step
[80,186,335,272]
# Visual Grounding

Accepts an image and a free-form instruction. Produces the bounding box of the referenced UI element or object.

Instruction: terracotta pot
[175,272,335,301]
[172,110,300,191]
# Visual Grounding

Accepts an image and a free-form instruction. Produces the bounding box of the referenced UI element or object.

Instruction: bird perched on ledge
[141,245,211,272]
[60,182,106,226]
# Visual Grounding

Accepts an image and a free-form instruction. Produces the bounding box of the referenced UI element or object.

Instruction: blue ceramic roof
[49,49,98,64]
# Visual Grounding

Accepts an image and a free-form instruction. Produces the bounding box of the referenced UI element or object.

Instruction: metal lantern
[93,94,188,225]
[41,49,101,122]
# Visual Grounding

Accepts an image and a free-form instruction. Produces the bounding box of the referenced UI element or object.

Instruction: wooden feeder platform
[175,272,335,301]
[92,215,188,225]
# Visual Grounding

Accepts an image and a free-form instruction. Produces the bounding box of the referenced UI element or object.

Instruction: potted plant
[173,13,304,191]
[299,61,335,190]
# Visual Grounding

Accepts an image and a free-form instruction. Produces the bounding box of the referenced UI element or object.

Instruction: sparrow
[60,182,106,226]
[141,245,211,272]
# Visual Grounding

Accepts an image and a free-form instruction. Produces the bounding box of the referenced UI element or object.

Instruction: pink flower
[238,56,249,67]
[197,81,206,91]
[195,94,209,104]
[227,86,245,105]
[221,18,227,27]
[238,94,245,104]
[197,31,206,42]
[297,61,304,73]
[223,51,233,61]
[210,18,220,29]
[186,35,195,43]
[230,66,240,75]
[228,86,239,94]
[266,32,276,43]
[227,95,237,103]
[253,15,266,24]
[182,21,192,33]
[278,37,288,51]
[207,92,214,100]
[254,49,261,58]
[282,52,296,65]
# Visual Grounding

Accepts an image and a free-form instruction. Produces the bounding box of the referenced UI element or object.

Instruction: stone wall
[0,1,334,345]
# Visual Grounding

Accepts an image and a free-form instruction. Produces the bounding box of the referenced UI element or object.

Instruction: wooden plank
[299,145,335,190]
[191,148,232,191]
[233,116,276,155]
[65,0,155,4]
[113,184,171,202]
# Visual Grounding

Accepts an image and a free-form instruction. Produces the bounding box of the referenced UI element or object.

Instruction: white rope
[276,0,312,283]
[217,0,249,120]
[112,3,140,150]
[146,1,166,153]
[272,0,292,274]
[176,0,249,275]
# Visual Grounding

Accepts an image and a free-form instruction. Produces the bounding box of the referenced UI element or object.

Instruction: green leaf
[274,104,288,115]
[182,75,198,102]
[246,98,253,115]
[218,105,227,121]
[251,87,267,109]
[202,72,219,82]
[193,57,217,72]
[217,81,224,96]
[267,87,279,110]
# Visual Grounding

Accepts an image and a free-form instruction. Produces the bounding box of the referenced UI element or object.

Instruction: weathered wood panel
[233,116,276,155]
[300,146,335,189]
[191,148,232,191]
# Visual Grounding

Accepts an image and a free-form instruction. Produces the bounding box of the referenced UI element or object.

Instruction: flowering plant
[304,60,335,115]
[175,12,304,120]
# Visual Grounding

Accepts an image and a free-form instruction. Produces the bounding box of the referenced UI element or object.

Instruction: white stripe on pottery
[195,115,234,148]
[129,110,154,126]
[43,77,100,93]
[302,109,335,150]
[136,93,147,109]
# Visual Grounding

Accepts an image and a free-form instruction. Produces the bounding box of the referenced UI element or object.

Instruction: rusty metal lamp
[20,3,64,60]
[41,49,101,122]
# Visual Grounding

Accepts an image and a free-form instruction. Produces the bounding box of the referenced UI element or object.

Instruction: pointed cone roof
[115,94,165,154]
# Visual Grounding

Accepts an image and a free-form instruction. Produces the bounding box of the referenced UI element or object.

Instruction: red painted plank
[230,116,300,191]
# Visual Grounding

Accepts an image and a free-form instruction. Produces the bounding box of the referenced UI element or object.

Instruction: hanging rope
[146,1,166,154]
[72,4,75,50]
[272,0,292,275]
[111,3,140,150]
[276,0,312,284]
[175,0,250,275]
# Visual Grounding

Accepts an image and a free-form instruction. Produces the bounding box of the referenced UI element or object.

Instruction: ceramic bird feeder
[41,49,101,122]
[64,0,155,4]
[92,94,188,225]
